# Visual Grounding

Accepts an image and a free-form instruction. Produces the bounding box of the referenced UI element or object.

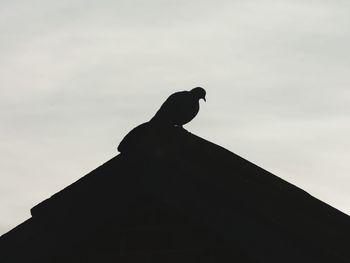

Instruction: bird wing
[151,91,188,123]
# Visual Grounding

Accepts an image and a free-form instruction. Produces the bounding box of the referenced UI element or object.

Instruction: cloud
[1,0,350,235]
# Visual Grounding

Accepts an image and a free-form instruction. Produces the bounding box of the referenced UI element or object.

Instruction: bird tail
[149,115,173,128]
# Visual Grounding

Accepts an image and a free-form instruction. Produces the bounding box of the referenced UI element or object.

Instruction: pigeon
[150,87,206,127]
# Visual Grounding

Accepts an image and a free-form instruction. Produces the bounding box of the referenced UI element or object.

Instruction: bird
[150,87,206,128]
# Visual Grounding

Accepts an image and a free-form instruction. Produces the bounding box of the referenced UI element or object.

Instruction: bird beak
[203,97,206,102]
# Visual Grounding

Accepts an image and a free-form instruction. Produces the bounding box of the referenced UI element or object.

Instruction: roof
[1,123,350,262]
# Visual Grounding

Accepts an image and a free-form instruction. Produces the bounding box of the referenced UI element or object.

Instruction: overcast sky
[1,0,349,235]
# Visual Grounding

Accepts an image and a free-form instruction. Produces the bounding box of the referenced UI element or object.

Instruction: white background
[1,0,349,235]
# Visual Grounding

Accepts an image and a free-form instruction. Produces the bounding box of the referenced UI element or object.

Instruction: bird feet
[174,125,188,132]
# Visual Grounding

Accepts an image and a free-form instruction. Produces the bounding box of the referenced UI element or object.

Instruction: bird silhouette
[150,87,206,128]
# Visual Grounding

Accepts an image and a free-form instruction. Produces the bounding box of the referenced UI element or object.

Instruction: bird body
[151,87,206,127]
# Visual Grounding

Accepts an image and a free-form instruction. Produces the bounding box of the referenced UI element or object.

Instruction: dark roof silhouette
[1,125,350,262]
[150,87,206,127]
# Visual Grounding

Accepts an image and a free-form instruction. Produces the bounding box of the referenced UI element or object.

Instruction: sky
[1,0,349,235]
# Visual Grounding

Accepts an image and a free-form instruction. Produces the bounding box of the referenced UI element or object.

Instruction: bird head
[191,87,206,102]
